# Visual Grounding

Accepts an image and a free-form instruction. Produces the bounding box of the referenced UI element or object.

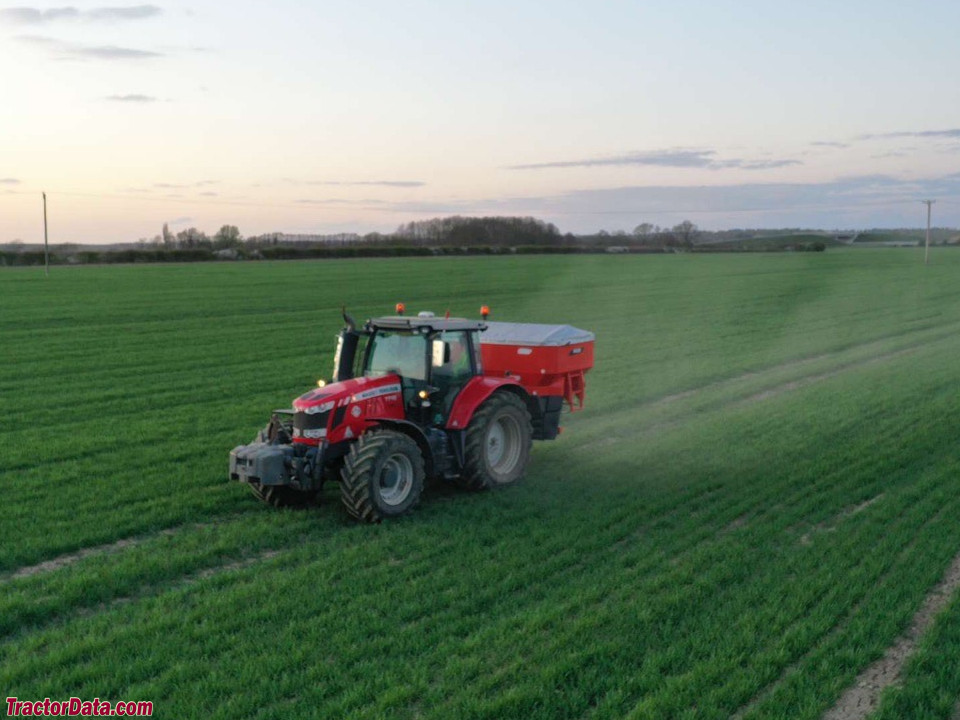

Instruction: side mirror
[431,340,451,367]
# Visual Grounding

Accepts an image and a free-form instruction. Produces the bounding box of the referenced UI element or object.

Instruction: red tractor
[229,307,594,521]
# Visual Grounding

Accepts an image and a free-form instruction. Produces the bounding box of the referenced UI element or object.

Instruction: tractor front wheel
[458,392,532,491]
[249,482,316,509]
[340,429,425,522]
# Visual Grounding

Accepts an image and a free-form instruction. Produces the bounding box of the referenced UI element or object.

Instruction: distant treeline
[10,215,926,267]
[0,243,605,267]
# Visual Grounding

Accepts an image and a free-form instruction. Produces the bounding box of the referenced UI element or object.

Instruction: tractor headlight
[304,400,335,415]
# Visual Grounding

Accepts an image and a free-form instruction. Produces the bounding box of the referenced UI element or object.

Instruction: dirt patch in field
[800,494,885,546]
[194,550,281,580]
[4,529,182,581]
[821,549,960,720]
[721,513,751,535]
[2,520,232,582]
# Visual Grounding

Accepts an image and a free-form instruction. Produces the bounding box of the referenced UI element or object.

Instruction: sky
[2,0,960,244]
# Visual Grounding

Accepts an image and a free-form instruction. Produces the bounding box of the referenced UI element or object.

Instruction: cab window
[365,332,427,380]
[432,331,473,382]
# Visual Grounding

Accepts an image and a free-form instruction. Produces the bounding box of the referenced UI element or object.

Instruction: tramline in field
[229,305,595,521]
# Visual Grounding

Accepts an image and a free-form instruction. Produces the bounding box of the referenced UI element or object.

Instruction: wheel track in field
[463,470,948,720]
[0,509,264,584]
[3,528,184,582]
[0,548,285,645]
[587,345,918,450]
[519,419,936,718]
[581,418,954,718]
[579,324,958,453]
[724,498,960,720]
[799,494,886,546]
[728,506,945,719]
[617,318,958,414]
[820,547,960,720]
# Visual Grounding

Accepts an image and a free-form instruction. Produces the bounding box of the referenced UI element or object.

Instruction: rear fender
[445,376,527,431]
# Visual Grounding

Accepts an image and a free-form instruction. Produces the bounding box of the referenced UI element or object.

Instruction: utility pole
[42,191,49,277]
[922,199,935,266]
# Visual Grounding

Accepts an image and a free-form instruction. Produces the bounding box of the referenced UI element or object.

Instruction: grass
[2,249,960,718]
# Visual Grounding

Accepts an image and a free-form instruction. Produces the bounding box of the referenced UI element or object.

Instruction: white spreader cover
[481,321,595,347]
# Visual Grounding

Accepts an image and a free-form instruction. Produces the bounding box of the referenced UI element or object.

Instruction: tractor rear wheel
[458,392,532,491]
[249,482,316,508]
[340,429,425,522]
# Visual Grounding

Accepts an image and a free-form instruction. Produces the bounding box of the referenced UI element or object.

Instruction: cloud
[16,34,161,60]
[199,192,218,196]
[508,149,717,170]
[712,159,802,170]
[364,172,960,233]
[811,141,850,149]
[14,33,58,45]
[0,5,160,24]
[1,7,78,23]
[507,148,801,171]
[286,179,426,188]
[88,5,161,21]
[154,181,218,189]
[75,44,160,59]
[0,178,20,184]
[860,128,960,141]
[540,174,960,229]
[296,198,387,206]
[105,93,156,102]
[167,216,192,225]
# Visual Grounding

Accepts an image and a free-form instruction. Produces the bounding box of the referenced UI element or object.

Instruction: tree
[633,222,654,236]
[176,227,210,248]
[673,220,698,246]
[213,225,242,249]
[161,223,174,247]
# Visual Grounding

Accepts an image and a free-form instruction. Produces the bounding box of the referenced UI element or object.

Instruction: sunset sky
[2,0,959,244]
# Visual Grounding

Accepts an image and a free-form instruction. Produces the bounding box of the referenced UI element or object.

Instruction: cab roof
[366,316,487,333]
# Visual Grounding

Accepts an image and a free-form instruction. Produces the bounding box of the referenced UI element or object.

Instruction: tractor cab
[336,313,486,427]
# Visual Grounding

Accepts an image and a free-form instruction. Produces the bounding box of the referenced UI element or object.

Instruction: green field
[3,250,960,719]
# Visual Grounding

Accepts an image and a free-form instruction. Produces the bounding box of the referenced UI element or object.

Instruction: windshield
[365,331,427,380]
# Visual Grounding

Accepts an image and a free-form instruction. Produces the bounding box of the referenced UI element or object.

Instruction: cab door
[429,330,475,425]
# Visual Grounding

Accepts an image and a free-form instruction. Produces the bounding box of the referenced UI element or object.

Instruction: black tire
[457,392,532,491]
[249,482,316,509]
[340,429,425,522]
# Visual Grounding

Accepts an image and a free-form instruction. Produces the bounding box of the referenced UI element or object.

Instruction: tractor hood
[291,375,405,445]
[292,374,404,415]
